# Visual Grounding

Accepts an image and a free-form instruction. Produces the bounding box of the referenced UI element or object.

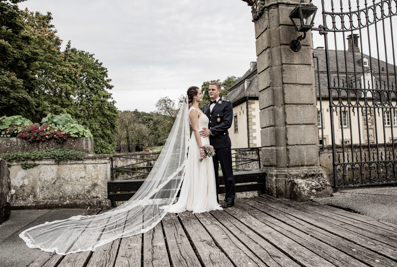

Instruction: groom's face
[208,84,221,100]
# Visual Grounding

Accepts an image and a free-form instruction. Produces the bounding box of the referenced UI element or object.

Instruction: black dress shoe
[223,200,234,208]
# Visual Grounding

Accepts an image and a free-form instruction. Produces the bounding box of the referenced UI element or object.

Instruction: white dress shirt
[210,97,220,113]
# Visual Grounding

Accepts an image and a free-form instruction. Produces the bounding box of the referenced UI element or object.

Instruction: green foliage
[0,3,118,153]
[200,77,240,108]
[222,76,240,91]
[20,162,39,170]
[41,113,93,138]
[61,123,93,138]
[41,113,77,126]
[116,111,150,152]
[66,49,118,154]
[0,115,33,137]
[1,148,87,164]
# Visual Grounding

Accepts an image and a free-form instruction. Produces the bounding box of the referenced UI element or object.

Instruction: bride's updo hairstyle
[187,86,200,104]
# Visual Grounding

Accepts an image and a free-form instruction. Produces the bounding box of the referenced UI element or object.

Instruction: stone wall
[0,160,11,223]
[5,154,111,209]
[0,137,94,154]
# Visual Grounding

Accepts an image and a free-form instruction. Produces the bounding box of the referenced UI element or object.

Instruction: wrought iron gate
[320,0,397,187]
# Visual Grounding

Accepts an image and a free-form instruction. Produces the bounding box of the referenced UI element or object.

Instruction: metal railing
[111,147,261,180]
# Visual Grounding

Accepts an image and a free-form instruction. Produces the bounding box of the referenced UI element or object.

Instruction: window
[384,111,391,126]
[341,111,348,128]
[363,58,368,67]
[318,110,322,128]
[394,110,397,126]
[234,115,238,133]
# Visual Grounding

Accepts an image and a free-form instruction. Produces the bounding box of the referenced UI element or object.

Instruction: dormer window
[244,79,250,90]
[363,58,368,67]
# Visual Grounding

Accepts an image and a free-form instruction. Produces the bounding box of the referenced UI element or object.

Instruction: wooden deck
[28,195,397,267]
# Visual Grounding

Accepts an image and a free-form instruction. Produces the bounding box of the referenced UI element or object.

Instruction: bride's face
[195,89,203,102]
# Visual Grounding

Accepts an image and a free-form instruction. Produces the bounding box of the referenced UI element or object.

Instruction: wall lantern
[289,1,318,52]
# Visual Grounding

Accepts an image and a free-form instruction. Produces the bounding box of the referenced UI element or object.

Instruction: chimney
[347,34,360,52]
[250,61,256,71]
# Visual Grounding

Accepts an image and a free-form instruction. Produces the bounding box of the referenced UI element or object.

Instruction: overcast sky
[18,0,259,113]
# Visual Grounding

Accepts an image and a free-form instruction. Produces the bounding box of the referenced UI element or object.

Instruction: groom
[200,82,236,208]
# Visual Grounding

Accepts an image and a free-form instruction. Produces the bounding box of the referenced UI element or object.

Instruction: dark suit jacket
[203,100,233,149]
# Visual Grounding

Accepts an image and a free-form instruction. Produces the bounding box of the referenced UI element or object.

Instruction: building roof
[226,48,397,104]
[225,62,259,105]
[314,48,397,99]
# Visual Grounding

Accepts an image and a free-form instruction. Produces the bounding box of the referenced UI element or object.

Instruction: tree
[0,2,118,153]
[199,77,240,108]
[116,111,151,152]
[66,48,118,154]
[222,76,240,91]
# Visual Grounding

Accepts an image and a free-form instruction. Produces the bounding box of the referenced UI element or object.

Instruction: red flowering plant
[18,123,70,144]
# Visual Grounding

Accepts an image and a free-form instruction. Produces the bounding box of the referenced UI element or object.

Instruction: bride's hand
[199,148,206,158]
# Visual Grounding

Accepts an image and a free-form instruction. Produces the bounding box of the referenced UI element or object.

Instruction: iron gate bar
[320,0,397,187]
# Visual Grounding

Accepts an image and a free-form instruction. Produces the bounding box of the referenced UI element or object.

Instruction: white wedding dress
[167,107,222,213]
[18,98,219,255]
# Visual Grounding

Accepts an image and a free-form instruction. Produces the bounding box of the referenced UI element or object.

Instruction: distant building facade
[227,35,397,148]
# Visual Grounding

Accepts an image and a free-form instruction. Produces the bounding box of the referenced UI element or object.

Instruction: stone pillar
[0,160,11,223]
[251,0,332,200]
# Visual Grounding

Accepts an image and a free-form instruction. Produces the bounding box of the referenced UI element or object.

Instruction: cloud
[19,0,256,112]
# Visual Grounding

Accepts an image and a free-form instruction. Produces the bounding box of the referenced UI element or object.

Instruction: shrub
[0,115,33,137]
[18,123,70,143]
[41,113,93,138]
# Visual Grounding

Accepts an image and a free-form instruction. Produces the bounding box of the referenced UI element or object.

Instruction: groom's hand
[199,128,211,137]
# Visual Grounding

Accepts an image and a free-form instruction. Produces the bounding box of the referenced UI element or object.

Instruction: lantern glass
[289,4,317,32]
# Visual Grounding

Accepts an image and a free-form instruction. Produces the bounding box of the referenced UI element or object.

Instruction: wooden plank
[302,201,397,240]
[42,254,64,267]
[58,251,92,267]
[255,196,397,262]
[178,211,233,267]
[211,210,299,267]
[224,205,335,267]
[244,198,397,267]
[143,222,170,267]
[114,235,142,267]
[28,253,53,267]
[86,239,120,267]
[162,213,201,267]
[238,200,367,267]
[195,212,266,267]
[308,201,397,233]
[259,196,397,247]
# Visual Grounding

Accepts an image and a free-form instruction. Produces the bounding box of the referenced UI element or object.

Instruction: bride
[167,86,222,213]
[19,86,221,255]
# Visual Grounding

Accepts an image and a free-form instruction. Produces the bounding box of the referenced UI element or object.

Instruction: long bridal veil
[19,98,190,255]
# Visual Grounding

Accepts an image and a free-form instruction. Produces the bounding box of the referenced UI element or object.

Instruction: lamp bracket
[290,32,306,52]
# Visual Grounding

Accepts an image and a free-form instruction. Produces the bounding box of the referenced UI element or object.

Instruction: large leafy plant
[0,116,33,137]
[41,114,93,138]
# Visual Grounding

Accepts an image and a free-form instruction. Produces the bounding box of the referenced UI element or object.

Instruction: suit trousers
[212,147,236,202]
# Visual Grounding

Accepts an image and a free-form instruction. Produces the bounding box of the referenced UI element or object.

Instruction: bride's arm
[190,110,206,158]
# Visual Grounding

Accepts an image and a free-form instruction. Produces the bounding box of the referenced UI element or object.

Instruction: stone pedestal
[0,160,11,223]
[252,0,332,200]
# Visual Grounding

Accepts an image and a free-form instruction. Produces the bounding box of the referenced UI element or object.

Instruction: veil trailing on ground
[19,98,190,255]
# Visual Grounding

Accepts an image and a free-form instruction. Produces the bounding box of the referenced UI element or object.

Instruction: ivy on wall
[1,148,87,169]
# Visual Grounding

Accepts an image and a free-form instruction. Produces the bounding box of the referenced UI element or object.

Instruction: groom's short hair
[210,81,221,90]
